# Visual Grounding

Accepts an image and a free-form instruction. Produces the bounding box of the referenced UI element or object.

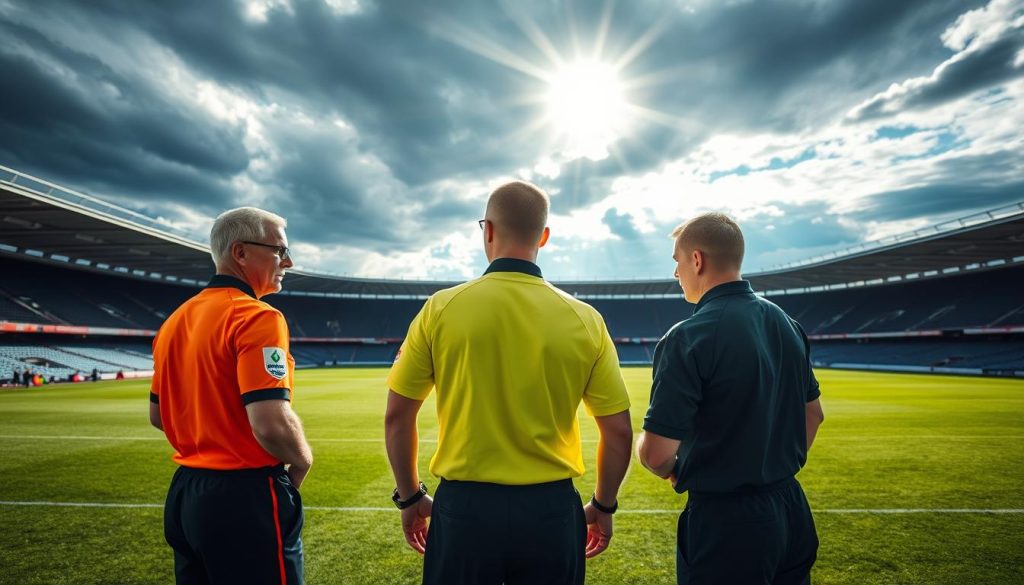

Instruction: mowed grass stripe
[3,500,1024,514]
[8,432,1024,442]
[1,368,1023,585]
[0,435,606,443]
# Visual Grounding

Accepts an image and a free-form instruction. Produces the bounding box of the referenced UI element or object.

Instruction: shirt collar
[483,258,543,278]
[694,280,753,313]
[205,274,257,299]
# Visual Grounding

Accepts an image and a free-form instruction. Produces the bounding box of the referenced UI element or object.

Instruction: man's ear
[538,226,550,248]
[692,249,705,275]
[231,241,247,265]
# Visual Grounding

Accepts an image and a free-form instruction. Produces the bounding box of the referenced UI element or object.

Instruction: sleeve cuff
[387,379,432,402]
[642,419,690,441]
[585,398,632,418]
[241,388,291,405]
[807,384,821,402]
[149,392,159,404]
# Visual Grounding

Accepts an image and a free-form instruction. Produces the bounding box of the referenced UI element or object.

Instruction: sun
[545,60,630,160]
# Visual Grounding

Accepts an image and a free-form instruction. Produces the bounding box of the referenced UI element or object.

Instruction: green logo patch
[262,347,287,380]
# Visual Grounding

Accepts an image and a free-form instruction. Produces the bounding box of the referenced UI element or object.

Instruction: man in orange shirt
[150,207,313,585]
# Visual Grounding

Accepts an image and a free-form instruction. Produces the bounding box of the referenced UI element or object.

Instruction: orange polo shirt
[151,275,295,470]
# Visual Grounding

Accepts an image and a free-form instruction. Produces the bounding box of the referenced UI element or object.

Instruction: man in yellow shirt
[385,181,633,585]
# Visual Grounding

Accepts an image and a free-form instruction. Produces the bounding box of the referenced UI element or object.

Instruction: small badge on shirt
[263,347,287,380]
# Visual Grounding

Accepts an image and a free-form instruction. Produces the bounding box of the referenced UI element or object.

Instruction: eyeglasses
[478,219,486,230]
[242,241,291,261]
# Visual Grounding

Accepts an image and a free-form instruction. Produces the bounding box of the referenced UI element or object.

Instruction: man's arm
[582,409,632,559]
[149,401,162,431]
[805,398,824,451]
[246,400,314,488]
[636,431,681,479]
[384,389,432,555]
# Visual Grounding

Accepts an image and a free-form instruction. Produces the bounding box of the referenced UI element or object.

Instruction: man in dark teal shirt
[637,212,825,585]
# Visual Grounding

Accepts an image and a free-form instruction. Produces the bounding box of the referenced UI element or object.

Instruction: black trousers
[677,478,818,585]
[423,478,586,585]
[164,465,304,585]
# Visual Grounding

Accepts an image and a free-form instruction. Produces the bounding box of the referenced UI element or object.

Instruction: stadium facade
[1,164,1022,381]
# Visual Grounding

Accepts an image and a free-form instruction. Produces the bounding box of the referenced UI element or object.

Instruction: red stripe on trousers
[268,476,287,585]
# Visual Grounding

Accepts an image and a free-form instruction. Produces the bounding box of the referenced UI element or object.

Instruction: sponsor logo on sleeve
[263,347,287,379]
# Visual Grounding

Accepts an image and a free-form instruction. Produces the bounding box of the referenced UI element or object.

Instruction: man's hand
[401,494,433,554]
[583,501,613,558]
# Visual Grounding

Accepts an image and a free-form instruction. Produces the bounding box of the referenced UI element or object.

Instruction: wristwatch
[590,494,618,514]
[392,481,428,509]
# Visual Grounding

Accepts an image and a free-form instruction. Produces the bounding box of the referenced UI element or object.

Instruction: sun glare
[546,60,629,160]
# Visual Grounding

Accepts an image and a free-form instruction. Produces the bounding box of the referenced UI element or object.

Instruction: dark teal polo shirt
[643,280,820,494]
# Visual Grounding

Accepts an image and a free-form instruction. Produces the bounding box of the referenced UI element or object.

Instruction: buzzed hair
[485,181,549,245]
[671,212,745,271]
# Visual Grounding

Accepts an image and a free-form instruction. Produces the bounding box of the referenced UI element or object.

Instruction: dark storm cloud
[621,0,988,135]
[250,114,482,251]
[854,181,1024,223]
[0,17,246,208]
[0,0,1019,274]
[849,26,1024,120]
[45,0,543,186]
[8,0,989,199]
[848,147,1024,222]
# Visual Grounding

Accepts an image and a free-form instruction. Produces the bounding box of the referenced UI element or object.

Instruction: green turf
[0,368,1022,584]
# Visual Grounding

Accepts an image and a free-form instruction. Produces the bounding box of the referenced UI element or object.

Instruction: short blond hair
[671,212,744,271]
[210,207,287,266]
[485,181,549,245]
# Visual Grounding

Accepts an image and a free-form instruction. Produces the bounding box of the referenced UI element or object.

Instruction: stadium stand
[1,164,1022,377]
[770,265,1024,334]
[0,341,153,379]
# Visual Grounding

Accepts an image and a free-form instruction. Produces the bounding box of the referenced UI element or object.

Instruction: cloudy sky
[1,0,1022,280]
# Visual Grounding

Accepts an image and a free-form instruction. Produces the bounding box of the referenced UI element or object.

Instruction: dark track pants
[164,465,304,585]
[677,478,818,585]
[423,478,586,585]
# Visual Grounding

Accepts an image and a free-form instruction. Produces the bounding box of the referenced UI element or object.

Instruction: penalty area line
[1,501,1022,514]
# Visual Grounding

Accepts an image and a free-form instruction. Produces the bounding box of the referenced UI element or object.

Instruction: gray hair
[210,207,287,266]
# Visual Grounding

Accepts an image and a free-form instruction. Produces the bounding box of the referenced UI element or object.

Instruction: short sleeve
[386,300,435,401]
[643,329,703,441]
[793,320,821,402]
[581,319,631,417]
[236,308,293,404]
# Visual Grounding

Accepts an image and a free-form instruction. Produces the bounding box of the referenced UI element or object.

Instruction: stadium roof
[3,164,1023,297]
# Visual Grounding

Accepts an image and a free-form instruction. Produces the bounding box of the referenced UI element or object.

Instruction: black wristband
[590,494,618,514]
[392,482,428,509]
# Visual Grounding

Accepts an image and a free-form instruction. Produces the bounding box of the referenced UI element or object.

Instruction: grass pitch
[0,368,1022,584]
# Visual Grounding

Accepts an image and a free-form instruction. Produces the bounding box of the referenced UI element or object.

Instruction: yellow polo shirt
[387,258,630,485]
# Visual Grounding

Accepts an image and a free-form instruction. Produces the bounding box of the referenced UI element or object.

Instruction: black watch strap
[392,482,428,509]
[590,494,618,514]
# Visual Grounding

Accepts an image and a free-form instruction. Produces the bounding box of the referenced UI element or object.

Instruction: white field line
[2,434,1023,443]
[0,435,608,444]
[0,500,1022,514]
[0,435,422,443]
